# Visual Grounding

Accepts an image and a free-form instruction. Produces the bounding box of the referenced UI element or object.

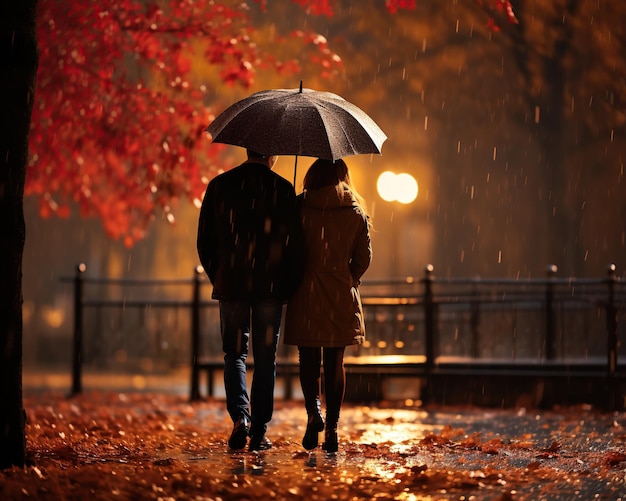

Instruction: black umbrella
[206,83,387,184]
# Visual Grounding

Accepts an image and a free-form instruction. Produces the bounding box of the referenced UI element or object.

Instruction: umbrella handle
[293,155,298,187]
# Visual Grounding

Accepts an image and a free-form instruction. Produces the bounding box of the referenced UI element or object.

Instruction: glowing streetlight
[376,171,418,204]
[376,171,398,202]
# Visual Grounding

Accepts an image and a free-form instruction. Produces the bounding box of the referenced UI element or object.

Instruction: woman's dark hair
[303,158,369,220]
[303,158,349,190]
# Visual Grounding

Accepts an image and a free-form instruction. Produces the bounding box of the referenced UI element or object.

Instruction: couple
[197,149,372,453]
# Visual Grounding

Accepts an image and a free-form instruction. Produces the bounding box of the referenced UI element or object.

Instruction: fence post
[71,263,86,396]
[470,279,480,358]
[545,264,557,361]
[190,266,202,401]
[606,263,618,409]
[423,264,435,401]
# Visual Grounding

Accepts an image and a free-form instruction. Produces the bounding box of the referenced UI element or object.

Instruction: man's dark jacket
[197,161,304,302]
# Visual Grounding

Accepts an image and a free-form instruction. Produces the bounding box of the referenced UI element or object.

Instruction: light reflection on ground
[150,399,626,500]
[19,390,626,500]
[184,403,603,479]
[351,408,435,449]
[173,406,441,487]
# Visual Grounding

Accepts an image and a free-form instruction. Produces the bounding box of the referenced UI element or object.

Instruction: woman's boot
[299,347,324,450]
[321,348,344,453]
[302,398,325,450]
[321,413,339,453]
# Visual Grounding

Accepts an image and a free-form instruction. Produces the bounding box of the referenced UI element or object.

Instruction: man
[197,149,303,451]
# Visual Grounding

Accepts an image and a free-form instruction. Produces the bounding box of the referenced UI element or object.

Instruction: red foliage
[480,0,519,30]
[385,0,417,15]
[255,0,516,20]
[27,0,342,245]
[292,0,334,17]
[252,0,334,16]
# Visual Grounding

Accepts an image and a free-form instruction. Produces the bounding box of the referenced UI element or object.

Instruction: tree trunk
[0,0,38,469]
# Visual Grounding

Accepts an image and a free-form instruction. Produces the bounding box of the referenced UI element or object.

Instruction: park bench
[192,354,428,401]
[193,357,301,400]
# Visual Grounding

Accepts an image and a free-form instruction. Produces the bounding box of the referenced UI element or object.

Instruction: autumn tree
[2,0,349,469]
[0,0,38,469]
[3,0,342,470]
[476,0,625,275]
[26,0,343,247]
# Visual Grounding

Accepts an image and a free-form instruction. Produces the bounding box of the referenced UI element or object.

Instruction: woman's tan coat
[284,186,372,348]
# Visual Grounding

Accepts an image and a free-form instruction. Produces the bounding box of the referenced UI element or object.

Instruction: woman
[284,158,372,453]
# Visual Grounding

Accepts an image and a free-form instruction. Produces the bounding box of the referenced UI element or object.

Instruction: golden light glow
[41,306,64,328]
[376,171,418,204]
[376,171,398,202]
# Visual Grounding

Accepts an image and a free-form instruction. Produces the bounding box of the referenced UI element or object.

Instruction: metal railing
[62,263,626,404]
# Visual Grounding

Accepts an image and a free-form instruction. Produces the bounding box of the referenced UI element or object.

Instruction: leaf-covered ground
[2,392,625,500]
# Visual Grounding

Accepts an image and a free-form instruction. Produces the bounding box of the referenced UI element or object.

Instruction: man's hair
[247,149,268,160]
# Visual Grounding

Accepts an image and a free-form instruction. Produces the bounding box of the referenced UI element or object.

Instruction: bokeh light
[376,171,398,202]
[376,171,418,204]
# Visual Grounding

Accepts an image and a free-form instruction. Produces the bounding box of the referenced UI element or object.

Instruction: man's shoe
[228,417,249,450]
[248,435,272,452]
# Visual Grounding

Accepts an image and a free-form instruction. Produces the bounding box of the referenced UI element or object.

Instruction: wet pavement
[153,399,626,500]
[16,373,626,500]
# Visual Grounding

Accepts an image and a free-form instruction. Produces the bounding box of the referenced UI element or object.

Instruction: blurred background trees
[259,0,624,279]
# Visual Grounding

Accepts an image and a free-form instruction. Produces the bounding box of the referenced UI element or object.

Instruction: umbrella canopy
[205,85,387,162]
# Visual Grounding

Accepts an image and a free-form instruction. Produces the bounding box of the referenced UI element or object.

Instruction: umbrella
[206,83,387,184]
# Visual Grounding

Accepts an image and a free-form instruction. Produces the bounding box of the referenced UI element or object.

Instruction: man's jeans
[219,299,282,438]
